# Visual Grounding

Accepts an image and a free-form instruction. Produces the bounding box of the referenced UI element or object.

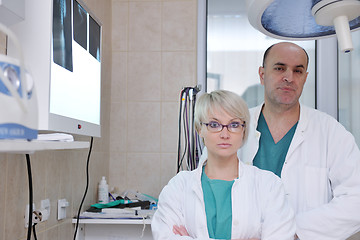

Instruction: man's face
[259,43,308,109]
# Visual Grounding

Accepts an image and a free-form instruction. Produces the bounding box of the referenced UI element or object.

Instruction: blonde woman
[151,90,295,240]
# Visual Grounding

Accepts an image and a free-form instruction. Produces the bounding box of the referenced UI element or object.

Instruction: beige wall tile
[112,1,129,51]
[32,151,52,202]
[127,102,161,152]
[98,100,111,149]
[101,55,113,99]
[0,154,6,240]
[126,153,162,197]
[111,51,128,102]
[44,225,58,239]
[45,152,61,228]
[162,51,196,101]
[128,52,161,101]
[160,153,177,188]
[109,0,198,200]
[348,232,360,240]
[5,154,27,240]
[57,152,73,206]
[70,150,96,214]
[59,221,73,240]
[90,151,110,194]
[110,102,127,152]
[129,0,161,2]
[109,152,127,192]
[161,102,179,152]
[162,1,196,51]
[129,2,162,51]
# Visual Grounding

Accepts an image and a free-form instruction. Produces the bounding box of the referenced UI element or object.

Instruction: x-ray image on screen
[73,0,87,50]
[52,0,73,72]
[89,15,101,61]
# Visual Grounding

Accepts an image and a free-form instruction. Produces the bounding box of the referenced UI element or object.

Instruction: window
[339,30,360,145]
[204,0,316,108]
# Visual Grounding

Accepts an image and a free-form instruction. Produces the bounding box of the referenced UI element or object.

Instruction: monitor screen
[8,0,102,137]
[50,0,101,136]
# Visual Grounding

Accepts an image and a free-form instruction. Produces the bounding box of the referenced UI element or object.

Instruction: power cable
[26,154,33,240]
[73,136,94,240]
[177,86,201,172]
[32,223,38,240]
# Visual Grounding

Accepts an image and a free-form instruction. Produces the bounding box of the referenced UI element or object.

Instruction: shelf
[0,140,90,153]
[72,218,152,225]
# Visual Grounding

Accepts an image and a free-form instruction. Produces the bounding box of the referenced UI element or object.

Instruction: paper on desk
[80,209,155,219]
[37,133,74,142]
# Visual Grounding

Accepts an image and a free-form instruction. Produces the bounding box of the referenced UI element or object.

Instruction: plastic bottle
[98,176,109,204]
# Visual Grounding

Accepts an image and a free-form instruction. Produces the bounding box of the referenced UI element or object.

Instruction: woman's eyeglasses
[201,121,245,133]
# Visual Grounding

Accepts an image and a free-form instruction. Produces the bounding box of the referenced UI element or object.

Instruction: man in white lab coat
[200,42,360,239]
[239,42,360,239]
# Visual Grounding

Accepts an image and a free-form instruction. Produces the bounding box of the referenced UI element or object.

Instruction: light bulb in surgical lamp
[246,0,360,53]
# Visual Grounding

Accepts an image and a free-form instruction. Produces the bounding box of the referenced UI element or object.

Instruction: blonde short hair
[194,90,250,143]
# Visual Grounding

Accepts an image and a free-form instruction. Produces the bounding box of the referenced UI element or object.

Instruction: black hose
[26,154,33,240]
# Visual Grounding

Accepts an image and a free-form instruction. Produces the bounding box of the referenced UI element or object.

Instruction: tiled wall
[109,0,197,198]
[0,0,197,238]
[0,0,111,239]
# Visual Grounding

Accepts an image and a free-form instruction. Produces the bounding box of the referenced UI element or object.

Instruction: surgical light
[246,0,360,53]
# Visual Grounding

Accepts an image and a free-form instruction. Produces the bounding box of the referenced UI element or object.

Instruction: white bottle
[98,176,109,204]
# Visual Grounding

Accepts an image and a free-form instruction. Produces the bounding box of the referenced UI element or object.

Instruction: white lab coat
[238,104,360,240]
[151,159,295,240]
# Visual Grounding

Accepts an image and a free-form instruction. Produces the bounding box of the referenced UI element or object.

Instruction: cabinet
[72,218,153,240]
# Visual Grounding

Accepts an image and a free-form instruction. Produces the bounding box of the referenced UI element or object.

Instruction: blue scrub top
[201,167,234,239]
[253,111,298,177]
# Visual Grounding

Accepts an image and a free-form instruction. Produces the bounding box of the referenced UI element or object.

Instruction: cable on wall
[32,224,38,240]
[177,86,202,172]
[26,154,33,240]
[73,136,94,240]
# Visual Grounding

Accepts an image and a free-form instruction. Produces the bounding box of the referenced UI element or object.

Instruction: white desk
[73,218,153,240]
[0,139,89,153]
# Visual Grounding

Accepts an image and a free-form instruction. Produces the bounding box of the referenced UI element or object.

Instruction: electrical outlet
[57,199,69,220]
[24,203,36,228]
[24,199,51,228]
[40,199,50,221]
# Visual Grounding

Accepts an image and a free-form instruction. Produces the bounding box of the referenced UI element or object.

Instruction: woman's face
[199,108,244,160]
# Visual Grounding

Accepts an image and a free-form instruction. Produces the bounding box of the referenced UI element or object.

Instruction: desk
[0,139,89,153]
[73,218,153,240]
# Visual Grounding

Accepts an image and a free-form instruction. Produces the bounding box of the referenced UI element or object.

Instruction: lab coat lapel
[189,163,210,238]
[239,104,262,165]
[285,104,308,162]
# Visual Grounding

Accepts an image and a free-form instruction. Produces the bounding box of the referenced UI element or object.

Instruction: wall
[109,0,197,198]
[0,0,111,239]
[0,0,197,238]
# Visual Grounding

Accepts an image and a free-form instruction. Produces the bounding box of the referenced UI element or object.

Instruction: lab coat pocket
[304,166,329,209]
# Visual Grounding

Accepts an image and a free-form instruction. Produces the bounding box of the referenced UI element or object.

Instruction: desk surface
[0,140,89,153]
[72,218,152,225]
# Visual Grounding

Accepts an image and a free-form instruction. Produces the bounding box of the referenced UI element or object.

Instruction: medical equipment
[0,23,38,140]
[246,0,360,52]
[177,86,202,172]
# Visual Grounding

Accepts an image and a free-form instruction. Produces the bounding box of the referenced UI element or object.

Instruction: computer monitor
[8,0,102,137]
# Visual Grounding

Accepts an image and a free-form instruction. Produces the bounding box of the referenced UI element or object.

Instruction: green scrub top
[201,167,234,239]
[253,112,298,177]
